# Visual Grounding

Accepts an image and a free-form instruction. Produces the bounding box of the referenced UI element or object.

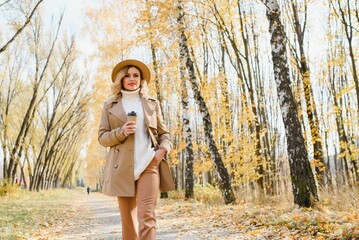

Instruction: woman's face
[122,67,141,91]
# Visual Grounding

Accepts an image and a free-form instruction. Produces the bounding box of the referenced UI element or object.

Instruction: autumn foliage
[0,0,358,207]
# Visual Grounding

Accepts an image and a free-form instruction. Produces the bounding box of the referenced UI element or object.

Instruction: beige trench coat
[98,95,172,197]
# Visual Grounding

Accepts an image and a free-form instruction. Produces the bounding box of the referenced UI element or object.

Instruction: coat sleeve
[98,103,126,147]
[155,99,172,154]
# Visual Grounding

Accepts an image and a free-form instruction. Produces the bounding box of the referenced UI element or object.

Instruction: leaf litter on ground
[1,188,359,239]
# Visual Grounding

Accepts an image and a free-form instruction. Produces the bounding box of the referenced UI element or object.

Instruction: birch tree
[178,23,195,198]
[288,1,326,185]
[178,0,235,204]
[264,0,318,207]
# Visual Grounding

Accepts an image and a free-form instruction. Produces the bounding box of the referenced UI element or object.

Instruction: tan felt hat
[111,59,151,83]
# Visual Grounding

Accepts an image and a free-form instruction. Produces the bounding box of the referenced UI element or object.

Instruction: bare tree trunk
[248,6,274,194]
[218,39,233,158]
[331,77,353,187]
[318,87,333,190]
[237,0,265,194]
[264,0,318,207]
[0,0,13,8]
[178,0,235,204]
[179,47,194,199]
[291,2,326,185]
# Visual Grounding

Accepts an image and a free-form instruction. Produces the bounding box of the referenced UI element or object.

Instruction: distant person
[86,187,90,195]
[98,59,172,240]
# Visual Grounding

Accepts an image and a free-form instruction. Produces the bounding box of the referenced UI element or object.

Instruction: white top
[121,89,156,180]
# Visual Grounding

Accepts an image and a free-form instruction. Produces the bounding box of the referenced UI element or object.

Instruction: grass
[171,183,359,212]
[168,184,224,204]
[318,185,359,211]
[0,185,83,240]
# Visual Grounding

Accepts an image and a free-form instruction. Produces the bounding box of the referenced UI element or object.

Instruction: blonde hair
[106,66,149,102]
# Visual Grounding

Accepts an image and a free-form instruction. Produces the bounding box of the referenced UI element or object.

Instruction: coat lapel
[108,97,127,123]
[141,97,156,127]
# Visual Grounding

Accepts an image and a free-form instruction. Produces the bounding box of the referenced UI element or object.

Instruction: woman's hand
[122,121,136,136]
[154,148,166,165]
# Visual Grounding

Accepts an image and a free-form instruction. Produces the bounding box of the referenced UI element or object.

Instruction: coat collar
[108,95,156,127]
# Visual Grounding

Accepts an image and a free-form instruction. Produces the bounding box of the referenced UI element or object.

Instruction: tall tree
[264,0,318,207]
[289,1,326,185]
[179,38,194,199]
[178,0,235,204]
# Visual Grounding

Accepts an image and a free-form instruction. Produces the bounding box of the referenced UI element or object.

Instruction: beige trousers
[117,158,159,240]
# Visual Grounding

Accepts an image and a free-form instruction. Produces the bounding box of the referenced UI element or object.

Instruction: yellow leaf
[247,228,266,235]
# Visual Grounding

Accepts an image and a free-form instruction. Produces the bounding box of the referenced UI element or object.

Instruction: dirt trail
[31,192,239,240]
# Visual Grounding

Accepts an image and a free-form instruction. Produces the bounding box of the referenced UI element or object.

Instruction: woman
[98,59,172,240]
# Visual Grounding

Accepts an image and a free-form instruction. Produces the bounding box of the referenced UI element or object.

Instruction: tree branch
[0,0,12,8]
[0,0,44,54]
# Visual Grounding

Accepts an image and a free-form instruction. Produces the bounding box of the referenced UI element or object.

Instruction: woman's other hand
[154,148,166,165]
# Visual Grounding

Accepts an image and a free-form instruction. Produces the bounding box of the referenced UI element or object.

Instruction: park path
[31,191,241,240]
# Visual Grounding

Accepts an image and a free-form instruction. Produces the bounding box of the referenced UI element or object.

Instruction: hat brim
[111,59,151,83]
